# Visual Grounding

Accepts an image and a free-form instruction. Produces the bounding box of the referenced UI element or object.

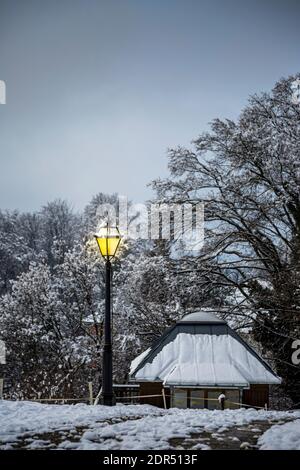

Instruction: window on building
[190,390,205,409]
[172,388,187,408]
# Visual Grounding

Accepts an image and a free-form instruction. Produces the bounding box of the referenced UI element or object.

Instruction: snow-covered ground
[0,400,299,450]
[258,419,300,450]
[0,400,164,449]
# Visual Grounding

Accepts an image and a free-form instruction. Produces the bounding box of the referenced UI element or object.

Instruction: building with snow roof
[129,310,281,409]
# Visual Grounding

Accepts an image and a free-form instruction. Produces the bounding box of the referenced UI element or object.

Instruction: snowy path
[0,401,299,450]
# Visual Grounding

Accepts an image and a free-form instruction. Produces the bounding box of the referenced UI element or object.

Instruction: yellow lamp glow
[94,224,121,260]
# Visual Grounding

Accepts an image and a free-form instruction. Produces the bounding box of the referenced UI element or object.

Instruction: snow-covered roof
[130,310,281,387]
[178,310,226,324]
[129,348,151,375]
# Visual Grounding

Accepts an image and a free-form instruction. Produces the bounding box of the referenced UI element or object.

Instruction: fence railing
[114,384,140,404]
[1,384,141,405]
[0,382,268,410]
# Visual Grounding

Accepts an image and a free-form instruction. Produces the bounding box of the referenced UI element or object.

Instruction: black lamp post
[95,223,121,406]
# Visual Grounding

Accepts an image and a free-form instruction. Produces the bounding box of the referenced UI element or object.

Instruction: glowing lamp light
[94,224,121,261]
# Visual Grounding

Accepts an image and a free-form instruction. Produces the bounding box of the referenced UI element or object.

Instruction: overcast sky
[0,0,299,212]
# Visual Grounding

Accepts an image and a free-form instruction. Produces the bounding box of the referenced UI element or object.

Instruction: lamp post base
[100,393,116,406]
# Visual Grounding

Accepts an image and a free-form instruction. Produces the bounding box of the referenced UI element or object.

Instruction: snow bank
[0,400,164,446]
[258,419,300,450]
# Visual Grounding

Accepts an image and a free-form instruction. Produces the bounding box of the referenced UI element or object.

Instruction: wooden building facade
[130,311,280,409]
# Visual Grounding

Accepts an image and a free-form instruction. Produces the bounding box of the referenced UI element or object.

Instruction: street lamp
[95,223,121,406]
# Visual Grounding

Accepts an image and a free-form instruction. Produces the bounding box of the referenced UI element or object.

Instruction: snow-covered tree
[0,210,46,296]
[152,74,300,406]
[84,193,119,235]
[0,200,81,295]
[0,242,106,398]
[39,199,82,268]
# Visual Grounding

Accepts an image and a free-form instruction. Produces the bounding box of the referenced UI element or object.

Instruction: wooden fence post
[162,387,167,409]
[88,381,93,405]
[0,378,3,399]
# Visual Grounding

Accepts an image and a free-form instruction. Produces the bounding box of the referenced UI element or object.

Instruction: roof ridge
[178,309,226,324]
